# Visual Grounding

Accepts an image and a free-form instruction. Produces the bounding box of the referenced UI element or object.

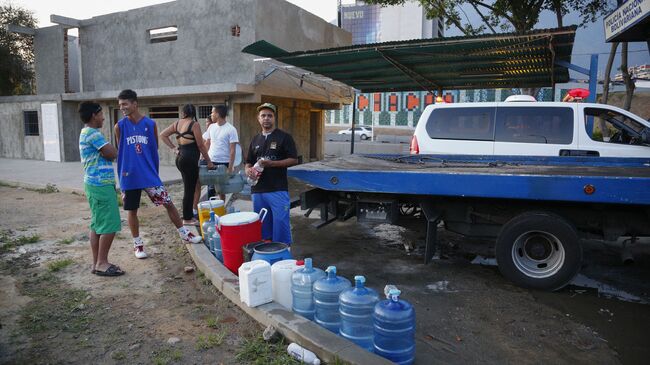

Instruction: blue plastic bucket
[251,242,292,266]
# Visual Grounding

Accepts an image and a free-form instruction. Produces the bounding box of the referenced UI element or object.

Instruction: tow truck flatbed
[289,154,650,205]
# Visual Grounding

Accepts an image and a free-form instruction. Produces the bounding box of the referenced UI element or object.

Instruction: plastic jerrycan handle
[214,214,221,232]
[259,208,268,223]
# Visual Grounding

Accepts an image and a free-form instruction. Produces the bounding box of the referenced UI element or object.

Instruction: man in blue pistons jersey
[114,89,201,259]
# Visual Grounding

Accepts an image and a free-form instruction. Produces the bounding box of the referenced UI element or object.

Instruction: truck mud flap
[421,201,443,264]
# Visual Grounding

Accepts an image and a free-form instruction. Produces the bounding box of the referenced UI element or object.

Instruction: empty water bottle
[211,231,223,262]
[373,289,415,365]
[291,258,325,320]
[313,266,351,333]
[339,275,380,352]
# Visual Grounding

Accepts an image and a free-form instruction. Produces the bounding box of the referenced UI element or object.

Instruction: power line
[571,50,648,56]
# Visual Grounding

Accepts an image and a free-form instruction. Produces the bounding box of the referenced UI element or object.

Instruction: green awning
[243,26,577,92]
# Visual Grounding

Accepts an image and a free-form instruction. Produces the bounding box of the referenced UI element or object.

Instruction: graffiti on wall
[326,88,556,127]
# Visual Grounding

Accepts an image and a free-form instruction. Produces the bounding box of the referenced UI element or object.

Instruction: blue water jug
[339,275,380,352]
[373,289,415,365]
[204,211,217,252]
[313,266,351,333]
[211,231,223,262]
[291,258,326,320]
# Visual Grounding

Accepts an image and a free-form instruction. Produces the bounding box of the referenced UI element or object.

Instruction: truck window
[495,107,573,144]
[584,107,645,145]
[425,107,495,141]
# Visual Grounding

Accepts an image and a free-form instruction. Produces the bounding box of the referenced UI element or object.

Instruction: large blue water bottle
[339,275,379,352]
[204,211,216,252]
[373,288,415,365]
[313,266,351,333]
[291,258,326,320]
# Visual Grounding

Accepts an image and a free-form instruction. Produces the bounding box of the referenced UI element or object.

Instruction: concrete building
[1,0,352,164]
[340,0,444,44]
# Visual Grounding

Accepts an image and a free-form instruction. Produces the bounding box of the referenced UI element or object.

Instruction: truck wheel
[496,212,581,291]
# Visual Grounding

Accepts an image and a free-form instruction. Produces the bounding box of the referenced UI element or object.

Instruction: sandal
[183,219,200,226]
[94,264,125,277]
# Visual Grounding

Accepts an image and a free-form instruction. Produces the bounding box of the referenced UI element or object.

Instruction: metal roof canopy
[242,26,577,93]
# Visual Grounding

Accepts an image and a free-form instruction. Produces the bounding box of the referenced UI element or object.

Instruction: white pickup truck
[410,101,650,158]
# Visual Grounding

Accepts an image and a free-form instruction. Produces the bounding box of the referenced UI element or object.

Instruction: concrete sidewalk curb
[186,243,393,365]
[0,179,80,195]
[0,178,183,196]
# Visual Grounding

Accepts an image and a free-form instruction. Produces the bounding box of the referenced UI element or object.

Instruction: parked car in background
[410,101,650,158]
[338,126,373,140]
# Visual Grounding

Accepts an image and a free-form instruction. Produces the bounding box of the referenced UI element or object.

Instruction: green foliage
[235,336,300,365]
[151,347,183,365]
[0,4,36,95]
[47,258,74,272]
[0,230,40,253]
[195,331,227,350]
[18,276,91,335]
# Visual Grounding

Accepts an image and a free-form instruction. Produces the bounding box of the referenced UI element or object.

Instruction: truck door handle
[559,149,600,157]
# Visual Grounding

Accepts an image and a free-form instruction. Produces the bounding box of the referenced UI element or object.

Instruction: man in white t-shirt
[203,104,239,200]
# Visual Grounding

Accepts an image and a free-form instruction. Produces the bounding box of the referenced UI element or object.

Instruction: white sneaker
[134,245,148,259]
[181,231,202,244]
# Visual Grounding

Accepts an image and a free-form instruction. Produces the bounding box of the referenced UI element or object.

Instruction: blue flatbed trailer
[289,154,650,291]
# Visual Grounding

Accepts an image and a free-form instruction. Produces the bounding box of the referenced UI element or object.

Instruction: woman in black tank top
[160,104,213,225]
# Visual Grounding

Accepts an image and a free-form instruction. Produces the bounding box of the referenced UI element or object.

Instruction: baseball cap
[256,102,277,114]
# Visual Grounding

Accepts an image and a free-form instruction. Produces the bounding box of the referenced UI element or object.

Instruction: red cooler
[217,209,267,274]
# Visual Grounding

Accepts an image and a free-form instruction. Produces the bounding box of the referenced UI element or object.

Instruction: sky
[6,0,649,79]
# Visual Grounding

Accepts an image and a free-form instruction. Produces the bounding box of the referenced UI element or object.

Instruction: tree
[620,42,635,111]
[0,3,36,95]
[364,0,612,35]
[364,0,615,97]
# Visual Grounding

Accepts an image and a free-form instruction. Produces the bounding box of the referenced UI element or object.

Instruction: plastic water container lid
[354,275,365,283]
[240,259,271,272]
[254,242,289,254]
[209,197,224,208]
[271,259,297,268]
[198,201,212,209]
[219,211,259,226]
[271,259,298,274]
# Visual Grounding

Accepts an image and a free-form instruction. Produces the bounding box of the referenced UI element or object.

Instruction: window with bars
[148,106,179,119]
[23,110,39,136]
[197,105,212,119]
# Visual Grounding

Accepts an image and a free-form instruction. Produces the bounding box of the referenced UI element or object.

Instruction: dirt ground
[0,184,296,365]
[2,179,649,365]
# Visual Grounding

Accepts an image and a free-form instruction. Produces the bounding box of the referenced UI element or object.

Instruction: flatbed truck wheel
[496,212,582,291]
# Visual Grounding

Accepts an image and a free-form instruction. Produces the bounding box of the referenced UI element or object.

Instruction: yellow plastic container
[210,197,226,216]
[198,198,226,238]
[198,201,213,238]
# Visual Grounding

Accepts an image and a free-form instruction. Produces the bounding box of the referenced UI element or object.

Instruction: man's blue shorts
[252,191,292,244]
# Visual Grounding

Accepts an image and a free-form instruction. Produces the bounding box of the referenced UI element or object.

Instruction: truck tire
[495,212,582,291]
